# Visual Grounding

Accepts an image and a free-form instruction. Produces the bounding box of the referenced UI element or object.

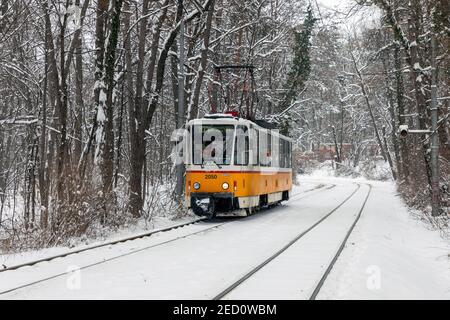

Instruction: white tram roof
[187,114,293,142]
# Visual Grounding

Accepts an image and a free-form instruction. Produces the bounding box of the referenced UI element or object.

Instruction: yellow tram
[184,113,293,217]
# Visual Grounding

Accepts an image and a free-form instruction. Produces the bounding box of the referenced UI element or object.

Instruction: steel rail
[0,182,337,296]
[309,183,372,300]
[0,182,330,273]
[0,221,229,296]
[212,183,361,300]
[288,183,336,201]
[0,217,207,273]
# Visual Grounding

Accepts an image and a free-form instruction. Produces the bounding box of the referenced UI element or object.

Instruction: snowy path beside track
[315,179,450,300]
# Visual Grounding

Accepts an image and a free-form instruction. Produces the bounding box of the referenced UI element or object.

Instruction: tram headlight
[193,182,201,190]
[222,182,229,190]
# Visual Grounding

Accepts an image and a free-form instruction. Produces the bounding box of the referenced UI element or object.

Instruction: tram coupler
[190,193,235,218]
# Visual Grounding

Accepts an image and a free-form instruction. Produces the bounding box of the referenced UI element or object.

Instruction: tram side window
[255,129,259,165]
[249,128,259,166]
[280,139,286,168]
[287,141,292,168]
[267,132,272,167]
[259,130,269,167]
[235,125,249,165]
[286,140,291,168]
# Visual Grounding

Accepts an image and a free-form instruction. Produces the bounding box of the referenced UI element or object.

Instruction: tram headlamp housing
[222,182,229,190]
[193,182,201,190]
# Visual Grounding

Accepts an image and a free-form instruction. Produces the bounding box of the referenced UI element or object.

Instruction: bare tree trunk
[188,0,215,120]
[73,0,85,165]
[94,0,124,219]
[30,136,38,229]
[63,0,90,81]
[144,0,213,128]
[374,0,433,187]
[89,0,108,181]
[331,125,341,164]
[55,3,71,217]
[338,89,345,161]
[171,41,179,119]
[127,0,150,217]
[76,0,107,183]
[144,2,184,128]
[436,0,450,160]
[382,126,396,180]
[0,0,7,32]
[39,9,50,228]
[40,0,67,227]
[350,51,388,165]
[407,1,433,187]
[394,43,410,182]
[128,0,212,215]
[114,78,125,190]
[382,49,398,180]
[125,0,169,218]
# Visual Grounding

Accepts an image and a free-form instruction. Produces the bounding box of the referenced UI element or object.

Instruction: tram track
[309,183,372,299]
[0,220,228,296]
[288,183,336,202]
[0,182,334,297]
[213,183,372,300]
[0,218,208,274]
[1,182,331,274]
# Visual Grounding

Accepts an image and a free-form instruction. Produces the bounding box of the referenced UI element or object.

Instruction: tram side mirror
[399,125,409,139]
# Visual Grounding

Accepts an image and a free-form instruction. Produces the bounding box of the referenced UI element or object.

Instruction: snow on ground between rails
[0,180,346,299]
[0,180,318,268]
[2,175,447,300]
[312,177,450,300]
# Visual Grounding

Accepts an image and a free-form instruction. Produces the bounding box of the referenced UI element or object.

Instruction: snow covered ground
[0,215,196,268]
[317,179,450,299]
[0,180,318,268]
[0,175,448,300]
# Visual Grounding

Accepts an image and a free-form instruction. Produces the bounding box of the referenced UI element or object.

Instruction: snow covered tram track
[0,183,330,275]
[0,218,210,274]
[212,183,361,300]
[0,219,231,296]
[289,183,336,202]
[309,183,372,300]
[0,183,334,297]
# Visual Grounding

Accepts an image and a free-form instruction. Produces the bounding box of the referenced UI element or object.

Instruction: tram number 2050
[205,174,217,179]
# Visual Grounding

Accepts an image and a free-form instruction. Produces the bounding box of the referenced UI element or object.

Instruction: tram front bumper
[189,192,236,216]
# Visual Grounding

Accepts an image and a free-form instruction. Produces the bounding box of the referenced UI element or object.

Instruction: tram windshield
[192,125,235,166]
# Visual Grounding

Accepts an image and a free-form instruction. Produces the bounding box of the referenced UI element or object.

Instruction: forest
[0,0,448,250]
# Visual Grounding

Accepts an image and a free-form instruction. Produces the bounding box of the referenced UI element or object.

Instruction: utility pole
[175,0,185,203]
[430,31,441,216]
